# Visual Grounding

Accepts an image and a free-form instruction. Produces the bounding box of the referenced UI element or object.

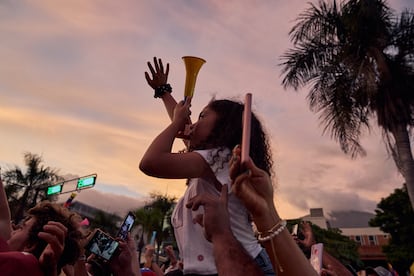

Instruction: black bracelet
[154,83,172,98]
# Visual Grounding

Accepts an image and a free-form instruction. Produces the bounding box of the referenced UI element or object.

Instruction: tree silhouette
[2,152,62,222]
[280,0,414,208]
[370,185,414,274]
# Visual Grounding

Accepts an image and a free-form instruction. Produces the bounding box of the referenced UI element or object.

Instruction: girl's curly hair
[193,99,273,176]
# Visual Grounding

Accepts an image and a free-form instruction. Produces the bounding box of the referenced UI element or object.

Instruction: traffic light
[46,184,63,196]
[77,175,96,190]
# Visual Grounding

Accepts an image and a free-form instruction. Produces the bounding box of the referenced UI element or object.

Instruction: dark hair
[27,201,83,272]
[194,99,273,176]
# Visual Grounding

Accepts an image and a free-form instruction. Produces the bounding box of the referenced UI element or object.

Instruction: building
[299,208,390,267]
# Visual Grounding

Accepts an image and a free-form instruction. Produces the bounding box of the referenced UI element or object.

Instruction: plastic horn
[182,56,206,102]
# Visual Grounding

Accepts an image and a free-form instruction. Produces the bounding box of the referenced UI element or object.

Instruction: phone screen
[310,243,323,274]
[86,229,119,261]
[117,212,135,240]
[292,224,298,236]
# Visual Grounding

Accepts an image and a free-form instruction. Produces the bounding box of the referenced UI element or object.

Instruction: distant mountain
[328,210,376,228]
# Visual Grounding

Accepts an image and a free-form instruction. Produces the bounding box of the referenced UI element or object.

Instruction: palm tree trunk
[392,123,414,209]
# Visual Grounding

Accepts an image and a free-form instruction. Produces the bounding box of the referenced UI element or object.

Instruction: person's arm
[164,245,177,269]
[145,57,191,146]
[0,169,12,241]
[186,185,264,276]
[110,239,141,276]
[139,100,209,179]
[229,146,318,276]
[142,245,164,276]
[145,57,177,121]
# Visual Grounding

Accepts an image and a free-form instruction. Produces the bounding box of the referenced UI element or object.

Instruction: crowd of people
[0,57,407,276]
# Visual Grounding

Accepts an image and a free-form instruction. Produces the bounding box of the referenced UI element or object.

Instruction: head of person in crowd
[7,201,83,272]
[189,98,273,176]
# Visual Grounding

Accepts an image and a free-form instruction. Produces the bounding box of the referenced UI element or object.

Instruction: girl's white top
[171,147,262,275]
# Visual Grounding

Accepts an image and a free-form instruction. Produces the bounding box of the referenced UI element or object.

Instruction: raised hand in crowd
[109,234,141,276]
[142,244,164,276]
[38,221,67,276]
[145,57,177,122]
[186,184,265,276]
[229,146,318,276]
[296,221,353,276]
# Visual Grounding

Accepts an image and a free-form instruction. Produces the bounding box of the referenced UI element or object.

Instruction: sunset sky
[1,0,413,219]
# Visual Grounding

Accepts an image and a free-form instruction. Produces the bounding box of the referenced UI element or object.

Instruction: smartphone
[241,93,252,165]
[291,224,298,236]
[85,229,119,261]
[116,211,136,240]
[310,243,323,274]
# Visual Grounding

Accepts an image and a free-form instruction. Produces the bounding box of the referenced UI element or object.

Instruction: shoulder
[0,251,43,276]
[0,236,10,252]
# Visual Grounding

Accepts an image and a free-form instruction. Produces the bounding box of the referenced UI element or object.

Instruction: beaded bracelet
[154,83,172,98]
[257,220,287,242]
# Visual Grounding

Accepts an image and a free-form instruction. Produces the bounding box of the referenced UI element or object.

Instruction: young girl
[140,57,274,276]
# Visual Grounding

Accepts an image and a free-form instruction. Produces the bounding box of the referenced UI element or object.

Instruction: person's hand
[186,184,232,242]
[164,245,174,256]
[110,239,135,276]
[321,265,339,276]
[172,100,191,130]
[164,245,177,264]
[144,244,155,262]
[229,146,276,222]
[296,221,316,250]
[38,221,68,276]
[145,57,169,89]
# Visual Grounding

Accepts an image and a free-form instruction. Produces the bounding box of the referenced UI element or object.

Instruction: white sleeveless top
[171,147,262,275]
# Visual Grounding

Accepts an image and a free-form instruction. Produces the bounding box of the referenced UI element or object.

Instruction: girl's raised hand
[172,100,191,129]
[145,57,169,89]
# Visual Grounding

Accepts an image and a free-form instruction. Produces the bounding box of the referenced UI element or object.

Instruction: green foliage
[89,210,121,237]
[281,0,414,157]
[369,185,414,273]
[1,152,63,222]
[133,192,177,253]
[312,224,361,267]
[287,220,361,267]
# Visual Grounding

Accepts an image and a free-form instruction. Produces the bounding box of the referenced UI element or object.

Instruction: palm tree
[2,152,63,222]
[89,210,120,236]
[133,193,176,261]
[280,0,414,208]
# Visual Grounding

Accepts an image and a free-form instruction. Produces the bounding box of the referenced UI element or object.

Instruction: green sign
[77,176,96,189]
[47,184,63,196]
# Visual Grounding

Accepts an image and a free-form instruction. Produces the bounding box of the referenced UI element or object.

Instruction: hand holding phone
[241,93,252,166]
[85,229,119,261]
[117,211,136,240]
[310,243,323,274]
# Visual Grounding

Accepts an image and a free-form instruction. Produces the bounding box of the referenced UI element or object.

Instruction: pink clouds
[0,0,413,219]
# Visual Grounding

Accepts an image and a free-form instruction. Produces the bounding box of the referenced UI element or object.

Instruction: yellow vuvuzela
[182,56,206,102]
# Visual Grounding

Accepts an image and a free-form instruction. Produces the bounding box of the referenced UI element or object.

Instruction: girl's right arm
[139,101,210,179]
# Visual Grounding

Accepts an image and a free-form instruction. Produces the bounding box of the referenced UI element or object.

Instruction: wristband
[154,84,172,98]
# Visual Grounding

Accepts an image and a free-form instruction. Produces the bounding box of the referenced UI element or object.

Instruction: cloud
[1,0,412,220]
[58,188,146,217]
